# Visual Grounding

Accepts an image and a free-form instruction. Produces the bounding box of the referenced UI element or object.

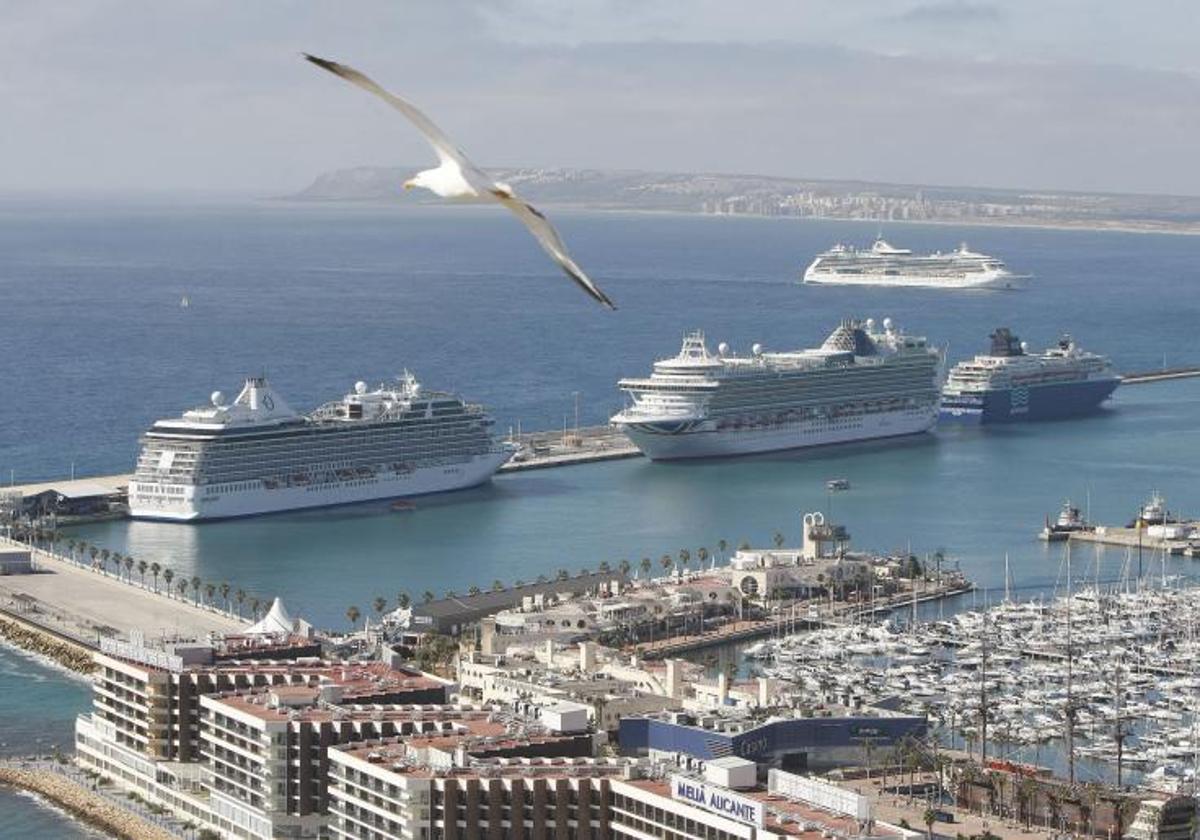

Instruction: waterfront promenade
[0,537,246,646]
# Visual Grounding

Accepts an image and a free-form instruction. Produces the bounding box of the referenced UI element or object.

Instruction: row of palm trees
[55,536,267,621]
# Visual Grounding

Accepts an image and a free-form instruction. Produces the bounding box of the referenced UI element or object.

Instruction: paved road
[0,540,246,643]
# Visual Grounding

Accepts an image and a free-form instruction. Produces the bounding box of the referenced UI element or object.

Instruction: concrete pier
[1066,526,1192,555]
[0,538,247,647]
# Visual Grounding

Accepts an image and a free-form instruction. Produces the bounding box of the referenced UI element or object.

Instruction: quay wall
[0,766,178,840]
[0,611,95,673]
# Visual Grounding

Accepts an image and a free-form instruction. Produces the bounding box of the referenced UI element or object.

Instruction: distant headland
[289,166,1200,235]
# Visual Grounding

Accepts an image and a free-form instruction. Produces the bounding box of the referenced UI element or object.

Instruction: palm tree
[536,574,548,584]
[640,557,652,577]
[577,565,590,577]
[922,807,936,840]
[422,590,435,604]
[66,538,77,563]
[660,554,673,574]
[556,568,570,581]
[204,583,216,606]
[678,548,691,571]
[513,579,525,588]
[137,558,148,586]
[176,579,188,599]
[88,545,99,570]
[598,560,611,575]
[99,548,110,574]
[219,582,231,612]
[190,575,202,605]
[249,597,261,619]
[396,591,411,610]
[346,605,361,630]
[123,554,134,581]
[163,568,175,595]
[444,589,457,599]
[491,579,504,592]
[373,596,388,618]
[718,538,728,559]
[772,531,785,549]
[235,588,246,617]
[697,547,710,569]
[618,559,631,577]
[738,539,751,551]
[150,562,161,593]
[467,585,482,597]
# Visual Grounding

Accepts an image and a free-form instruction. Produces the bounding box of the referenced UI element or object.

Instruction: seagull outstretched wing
[304,53,472,170]
[304,53,616,310]
[495,193,616,310]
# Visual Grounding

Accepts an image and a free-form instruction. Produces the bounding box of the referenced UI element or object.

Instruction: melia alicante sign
[670,775,765,827]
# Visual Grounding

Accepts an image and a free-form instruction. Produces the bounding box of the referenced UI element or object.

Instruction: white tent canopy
[245,597,296,635]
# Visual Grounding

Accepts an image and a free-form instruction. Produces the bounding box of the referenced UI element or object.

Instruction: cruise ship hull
[940,378,1120,424]
[128,450,512,521]
[617,407,938,461]
[802,268,1019,290]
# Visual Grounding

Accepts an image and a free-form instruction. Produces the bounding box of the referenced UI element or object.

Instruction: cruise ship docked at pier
[611,319,942,460]
[128,374,513,521]
[802,238,1020,289]
[940,328,1119,423]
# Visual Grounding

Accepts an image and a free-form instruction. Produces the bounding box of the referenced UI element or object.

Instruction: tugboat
[1039,500,1090,542]
[1129,492,1177,528]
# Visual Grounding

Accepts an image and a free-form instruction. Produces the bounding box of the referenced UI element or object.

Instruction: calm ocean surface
[2,199,1200,832]
[0,645,96,839]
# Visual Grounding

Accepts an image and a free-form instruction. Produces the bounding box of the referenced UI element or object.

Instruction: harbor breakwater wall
[0,612,95,673]
[0,766,178,840]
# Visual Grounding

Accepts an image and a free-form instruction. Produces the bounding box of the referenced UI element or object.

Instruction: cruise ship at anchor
[940,328,1120,423]
[128,374,513,521]
[802,238,1021,289]
[611,319,942,460]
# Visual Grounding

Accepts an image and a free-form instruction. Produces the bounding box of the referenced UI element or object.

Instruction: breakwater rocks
[0,615,95,673]
[0,767,178,840]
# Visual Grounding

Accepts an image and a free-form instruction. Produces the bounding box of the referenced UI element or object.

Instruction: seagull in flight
[304,54,616,310]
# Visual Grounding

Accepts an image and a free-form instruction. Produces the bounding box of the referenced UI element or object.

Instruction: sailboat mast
[1066,541,1076,785]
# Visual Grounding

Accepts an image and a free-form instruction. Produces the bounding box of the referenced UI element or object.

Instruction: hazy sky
[4,0,1199,195]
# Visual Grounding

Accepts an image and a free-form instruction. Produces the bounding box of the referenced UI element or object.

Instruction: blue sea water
[0,645,96,839]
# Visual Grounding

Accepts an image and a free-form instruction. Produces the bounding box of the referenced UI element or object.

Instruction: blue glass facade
[619,715,927,764]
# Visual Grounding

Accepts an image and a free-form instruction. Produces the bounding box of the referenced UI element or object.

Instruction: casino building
[618,710,927,772]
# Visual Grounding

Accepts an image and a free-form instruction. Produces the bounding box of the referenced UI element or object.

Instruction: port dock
[1120,365,1200,384]
[1065,526,1196,555]
[0,537,247,647]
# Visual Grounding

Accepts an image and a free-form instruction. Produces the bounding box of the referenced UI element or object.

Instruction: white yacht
[803,238,1021,289]
[128,374,513,521]
[611,318,942,460]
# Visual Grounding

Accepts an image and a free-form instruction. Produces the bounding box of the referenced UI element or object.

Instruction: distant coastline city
[294,166,1200,235]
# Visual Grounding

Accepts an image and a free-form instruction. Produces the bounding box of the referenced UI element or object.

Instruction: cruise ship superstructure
[940,328,1119,423]
[128,374,513,521]
[803,238,1020,289]
[611,319,942,460]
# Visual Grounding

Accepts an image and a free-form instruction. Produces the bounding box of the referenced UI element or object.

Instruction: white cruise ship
[802,238,1021,289]
[128,374,513,521]
[611,319,942,460]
